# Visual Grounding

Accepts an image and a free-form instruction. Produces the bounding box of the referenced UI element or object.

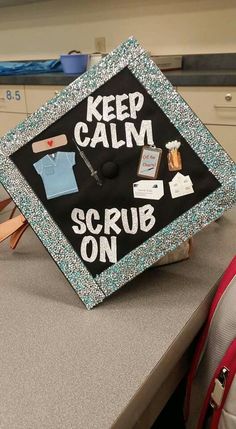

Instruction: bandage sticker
[32,134,68,153]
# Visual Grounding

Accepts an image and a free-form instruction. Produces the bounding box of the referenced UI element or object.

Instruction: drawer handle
[214,105,236,109]
[225,93,232,101]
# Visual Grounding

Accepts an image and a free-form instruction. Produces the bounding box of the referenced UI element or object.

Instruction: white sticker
[133,180,164,200]
[169,173,194,198]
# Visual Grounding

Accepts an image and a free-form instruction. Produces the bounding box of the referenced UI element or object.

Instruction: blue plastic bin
[60,54,88,74]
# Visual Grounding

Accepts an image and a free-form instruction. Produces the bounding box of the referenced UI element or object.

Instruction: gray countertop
[0,69,236,87]
[0,208,235,429]
[1,53,236,87]
[166,69,236,86]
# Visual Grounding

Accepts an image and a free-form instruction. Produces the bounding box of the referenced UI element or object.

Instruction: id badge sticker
[137,146,162,179]
[133,180,164,200]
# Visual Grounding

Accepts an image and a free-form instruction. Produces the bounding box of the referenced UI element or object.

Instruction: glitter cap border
[0,37,235,309]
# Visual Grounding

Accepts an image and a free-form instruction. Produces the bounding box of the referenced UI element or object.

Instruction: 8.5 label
[5,90,21,101]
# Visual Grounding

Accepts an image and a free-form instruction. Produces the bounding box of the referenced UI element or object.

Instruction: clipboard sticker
[137,146,162,179]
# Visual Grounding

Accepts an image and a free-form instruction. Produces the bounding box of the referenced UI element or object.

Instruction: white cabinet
[0,85,27,113]
[0,112,27,137]
[206,124,236,162]
[25,85,65,113]
[0,84,64,137]
[178,86,236,162]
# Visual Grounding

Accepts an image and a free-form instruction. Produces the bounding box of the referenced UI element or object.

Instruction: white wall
[0,0,235,60]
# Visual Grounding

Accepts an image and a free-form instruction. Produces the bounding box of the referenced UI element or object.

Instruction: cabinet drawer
[0,112,27,137]
[25,85,65,113]
[207,124,236,162]
[178,87,236,126]
[0,85,27,113]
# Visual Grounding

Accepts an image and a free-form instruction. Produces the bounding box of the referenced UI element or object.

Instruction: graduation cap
[0,38,235,309]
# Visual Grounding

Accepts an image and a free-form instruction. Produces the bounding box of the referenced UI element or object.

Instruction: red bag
[185,256,236,429]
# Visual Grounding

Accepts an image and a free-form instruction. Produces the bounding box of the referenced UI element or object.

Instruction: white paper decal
[169,173,194,198]
[133,180,164,200]
[74,92,155,149]
[71,204,156,263]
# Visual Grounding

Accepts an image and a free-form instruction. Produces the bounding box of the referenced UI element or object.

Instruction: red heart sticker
[47,140,53,147]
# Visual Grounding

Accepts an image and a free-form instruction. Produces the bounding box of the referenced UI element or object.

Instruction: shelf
[0,0,48,7]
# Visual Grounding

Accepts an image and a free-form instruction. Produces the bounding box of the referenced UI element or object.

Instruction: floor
[151,378,187,429]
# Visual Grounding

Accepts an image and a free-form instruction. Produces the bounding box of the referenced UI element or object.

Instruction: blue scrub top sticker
[33,151,78,200]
